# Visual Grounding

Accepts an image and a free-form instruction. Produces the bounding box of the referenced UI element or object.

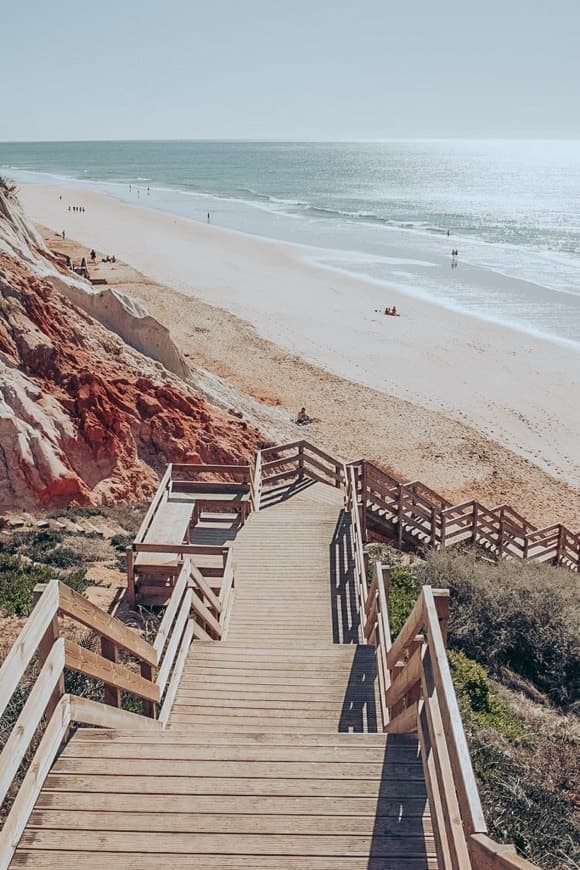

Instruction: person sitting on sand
[296,407,312,426]
[384,306,392,315]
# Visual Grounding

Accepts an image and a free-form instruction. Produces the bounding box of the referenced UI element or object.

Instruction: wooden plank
[153,563,189,657]
[386,594,425,670]
[26,809,432,836]
[69,697,162,731]
[190,563,223,614]
[63,640,160,704]
[386,702,419,734]
[191,621,214,642]
[134,466,171,544]
[469,834,538,869]
[11,853,439,869]
[34,791,429,817]
[417,700,453,870]
[62,743,416,762]
[58,583,157,667]
[0,580,59,721]
[190,590,222,639]
[156,589,193,696]
[0,638,65,807]
[423,586,487,836]
[0,694,71,870]
[420,655,471,870]
[387,643,423,709]
[158,620,194,726]
[42,773,429,798]
[16,829,434,857]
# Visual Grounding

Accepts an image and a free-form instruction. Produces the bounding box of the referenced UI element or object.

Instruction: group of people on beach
[68,205,85,213]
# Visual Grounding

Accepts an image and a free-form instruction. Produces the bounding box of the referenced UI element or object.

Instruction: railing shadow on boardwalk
[367,734,431,869]
[338,644,378,732]
[259,477,315,509]
[189,514,240,547]
[330,510,360,644]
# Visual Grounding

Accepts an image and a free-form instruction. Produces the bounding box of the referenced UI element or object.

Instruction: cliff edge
[0,183,260,509]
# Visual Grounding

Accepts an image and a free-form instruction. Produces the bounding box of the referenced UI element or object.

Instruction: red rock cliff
[0,196,260,509]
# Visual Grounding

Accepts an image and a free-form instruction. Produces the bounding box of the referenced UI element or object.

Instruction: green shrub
[449,650,523,740]
[366,544,421,637]
[469,734,580,869]
[0,554,88,617]
[0,555,54,616]
[417,549,580,708]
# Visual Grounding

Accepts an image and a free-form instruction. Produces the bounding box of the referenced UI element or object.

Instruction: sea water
[1,139,579,346]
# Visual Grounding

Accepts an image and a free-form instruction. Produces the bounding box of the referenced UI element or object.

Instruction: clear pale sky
[1,0,579,141]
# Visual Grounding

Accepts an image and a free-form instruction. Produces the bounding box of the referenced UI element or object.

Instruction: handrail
[250,449,262,512]
[134,465,172,544]
[362,570,539,869]
[0,546,232,866]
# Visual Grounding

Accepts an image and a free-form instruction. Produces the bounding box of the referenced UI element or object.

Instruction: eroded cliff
[0,186,260,509]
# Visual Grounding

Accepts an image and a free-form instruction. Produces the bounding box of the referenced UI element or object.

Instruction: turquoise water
[1,139,579,344]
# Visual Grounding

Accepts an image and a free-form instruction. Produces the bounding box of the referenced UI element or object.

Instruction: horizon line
[2,136,580,145]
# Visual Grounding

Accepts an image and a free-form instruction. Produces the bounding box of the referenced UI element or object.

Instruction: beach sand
[20,184,580,529]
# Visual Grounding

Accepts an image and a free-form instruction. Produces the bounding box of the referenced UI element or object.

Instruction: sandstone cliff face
[0,190,260,509]
[0,187,190,380]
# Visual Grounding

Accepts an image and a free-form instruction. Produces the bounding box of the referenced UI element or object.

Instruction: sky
[1,0,579,141]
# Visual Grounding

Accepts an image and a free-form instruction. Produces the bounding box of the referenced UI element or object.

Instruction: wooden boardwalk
[11,482,437,869]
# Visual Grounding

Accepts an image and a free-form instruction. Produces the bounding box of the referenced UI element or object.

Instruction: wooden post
[497,513,505,560]
[140,662,157,718]
[430,507,437,547]
[361,462,368,543]
[100,638,121,708]
[440,513,447,549]
[126,546,135,604]
[472,502,479,544]
[433,590,449,647]
[556,525,564,566]
[38,618,65,722]
[298,443,305,480]
[397,486,404,548]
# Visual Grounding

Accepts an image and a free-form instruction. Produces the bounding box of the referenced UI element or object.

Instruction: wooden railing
[349,459,579,571]
[135,445,578,572]
[134,464,173,546]
[250,449,262,512]
[344,463,369,641]
[171,463,252,492]
[363,569,538,869]
[260,440,344,491]
[0,552,232,867]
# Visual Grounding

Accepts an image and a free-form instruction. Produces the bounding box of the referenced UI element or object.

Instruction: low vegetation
[0,503,150,827]
[367,544,580,870]
[0,176,17,198]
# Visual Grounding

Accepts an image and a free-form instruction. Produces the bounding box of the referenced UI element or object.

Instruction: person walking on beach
[207,212,210,224]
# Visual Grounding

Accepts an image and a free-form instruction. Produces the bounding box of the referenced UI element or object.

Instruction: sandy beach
[19,182,580,528]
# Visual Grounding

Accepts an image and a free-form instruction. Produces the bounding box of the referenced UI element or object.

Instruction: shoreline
[6,166,580,352]
[37,224,580,531]
[17,183,580,519]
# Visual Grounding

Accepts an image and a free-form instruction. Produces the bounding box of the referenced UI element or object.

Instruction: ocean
[1,139,579,346]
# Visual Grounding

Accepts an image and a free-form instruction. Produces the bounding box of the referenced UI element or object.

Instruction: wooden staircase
[9,483,437,868]
[0,443,541,869]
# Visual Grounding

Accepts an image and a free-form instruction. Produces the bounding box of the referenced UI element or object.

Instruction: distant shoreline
[18,182,580,514]
[4,143,580,349]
